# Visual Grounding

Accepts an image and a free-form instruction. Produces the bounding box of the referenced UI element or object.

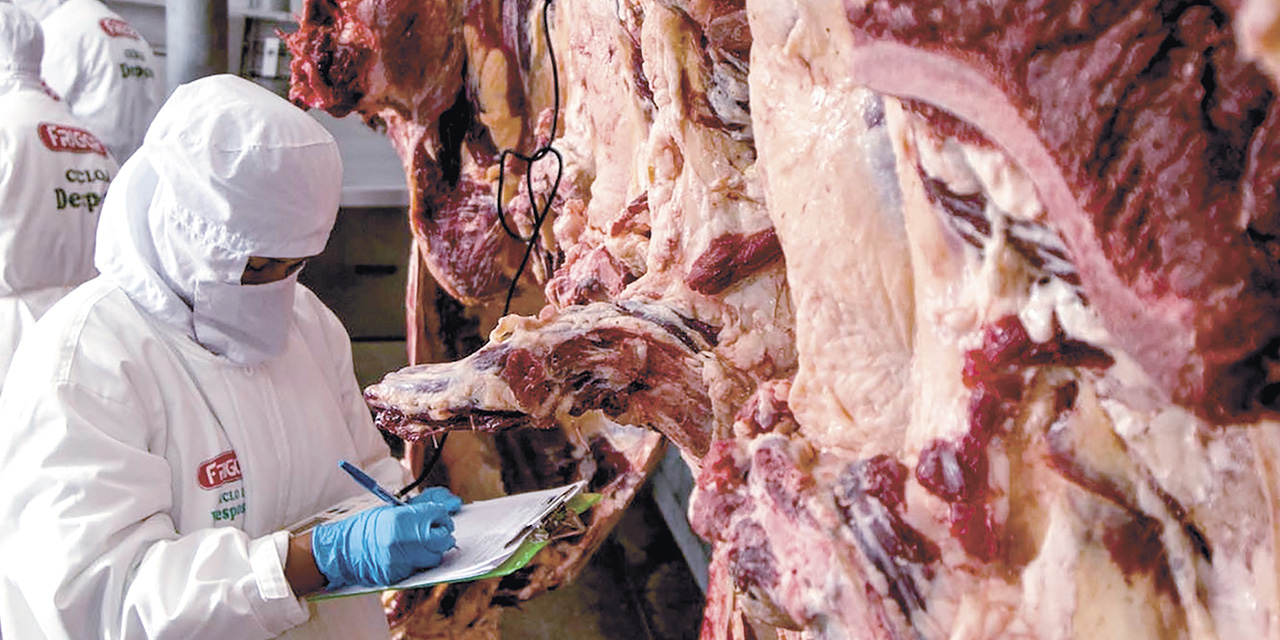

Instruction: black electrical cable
[399,0,562,499]
[495,0,563,314]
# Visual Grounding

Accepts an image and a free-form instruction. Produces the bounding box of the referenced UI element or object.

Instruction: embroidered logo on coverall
[37,123,112,214]
[198,451,246,523]
[98,18,141,40]
[37,123,107,156]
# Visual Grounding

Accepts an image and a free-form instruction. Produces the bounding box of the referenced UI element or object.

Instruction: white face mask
[192,273,298,366]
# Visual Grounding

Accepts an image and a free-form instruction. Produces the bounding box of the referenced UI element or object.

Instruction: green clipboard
[460,492,602,583]
[309,492,601,601]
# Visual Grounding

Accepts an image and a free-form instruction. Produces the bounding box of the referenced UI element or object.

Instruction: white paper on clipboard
[298,480,586,599]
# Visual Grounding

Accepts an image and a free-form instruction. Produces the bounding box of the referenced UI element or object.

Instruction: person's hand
[310,492,458,590]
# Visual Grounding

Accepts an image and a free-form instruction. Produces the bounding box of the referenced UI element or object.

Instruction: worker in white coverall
[12,0,160,163]
[0,74,460,640]
[0,4,117,391]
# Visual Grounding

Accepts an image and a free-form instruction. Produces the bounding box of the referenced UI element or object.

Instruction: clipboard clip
[525,504,587,544]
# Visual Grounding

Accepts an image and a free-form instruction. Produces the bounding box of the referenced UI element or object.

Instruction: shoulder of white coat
[39,2,115,60]
[0,90,70,127]
[0,91,114,154]
[37,1,91,38]
[52,1,153,52]
[46,0,117,26]
[0,93,44,154]
[11,278,165,389]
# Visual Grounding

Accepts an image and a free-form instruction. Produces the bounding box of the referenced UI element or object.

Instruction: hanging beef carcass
[291,0,1280,638]
[289,0,785,636]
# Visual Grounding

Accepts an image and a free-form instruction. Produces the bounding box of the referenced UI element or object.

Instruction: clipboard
[303,483,600,601]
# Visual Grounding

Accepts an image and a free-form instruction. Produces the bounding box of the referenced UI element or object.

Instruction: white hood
[94,74,343,362]
[10,0,66,21]
[0,3,42,95]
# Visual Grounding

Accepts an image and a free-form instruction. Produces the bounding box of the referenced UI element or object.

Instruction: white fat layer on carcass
[1097,395,1280,640]
[917,137,1074,283]
[1068,545,1183,640]
[1020,279,1174,414]
[1020,277,1106,346]
[888,102,984,451]
[467,31,519,149]
[1186,423,1280,638]
[1207,543,1280,639]
[748,0,915,455]
[606,231,650,278]
[1016,498,1080,640]
[550,199,585,246]
[890,94,1253,640]
[894,100,1069,633]
[607,1,797,409]
[557,0,651,234]
[370,358,523,417]
[1241,423,1280,636]
[904,105,1186,436]
[1082,361,1280,640]
[940,582,1021,639]
[718,268,795,365]
[1072,377,1276,638]
[1013,398,1192,640]
[1100,400,1220,503]
[706,53,753,143]
[907,123,1217,519]
[910,122,1037,320]
[914,135,982,196]
[544,126,653,281]
[641,4,770,281]
[960,144,1044,223]
[564,410,661,467]
[986,434,1011,520]
[360,0,1280,636]
[1131,484,1218,640]
[762,3,1280,638]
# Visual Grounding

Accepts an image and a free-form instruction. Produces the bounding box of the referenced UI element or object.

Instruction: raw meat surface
[289,0,1280,638]
[843,0,1280,423]
[367,301,726,460]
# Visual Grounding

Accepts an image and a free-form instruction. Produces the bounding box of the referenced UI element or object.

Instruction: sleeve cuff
[246,531,310,633]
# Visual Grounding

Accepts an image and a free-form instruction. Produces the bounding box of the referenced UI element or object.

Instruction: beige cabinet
[299,206,411,388]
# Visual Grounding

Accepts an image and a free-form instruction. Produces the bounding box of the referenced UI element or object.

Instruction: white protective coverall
[0,74,402,640]
[13,0,160,162]
[0,4,117,389]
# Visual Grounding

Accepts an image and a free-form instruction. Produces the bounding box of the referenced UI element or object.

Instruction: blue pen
[339,459,406,507]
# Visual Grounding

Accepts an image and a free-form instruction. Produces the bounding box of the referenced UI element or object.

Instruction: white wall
[103,0,304,97]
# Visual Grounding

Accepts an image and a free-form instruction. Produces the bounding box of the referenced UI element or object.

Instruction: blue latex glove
[311,488,461,589]
[410,486,464,513]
